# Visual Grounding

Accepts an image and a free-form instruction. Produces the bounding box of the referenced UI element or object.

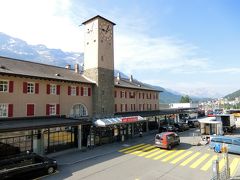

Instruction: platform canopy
[94,116,146,127]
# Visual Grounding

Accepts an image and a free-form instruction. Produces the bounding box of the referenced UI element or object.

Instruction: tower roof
[82,15,116,25]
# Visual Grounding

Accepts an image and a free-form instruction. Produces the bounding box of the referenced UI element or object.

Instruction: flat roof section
[0,117,91,133]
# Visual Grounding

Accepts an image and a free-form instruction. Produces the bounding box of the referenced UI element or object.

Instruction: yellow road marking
[162,150,185,162]
[145,149,165,158]
[201,155,218,171]
[190,154,210,169]
[119,143,145,152]
[153,150,176,160]
[131,145,154,155]
[219,158,225,171]
[124,144,150,154]
[180,152,201,166]
[138,147,158,157]
[230,158,240,177]
[170,151,193,164]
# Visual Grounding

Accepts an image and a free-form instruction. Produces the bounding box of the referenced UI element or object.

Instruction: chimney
[117,72,121,81]
[74,64,79,73]
[65,64,71,69]
[130,75,133,82]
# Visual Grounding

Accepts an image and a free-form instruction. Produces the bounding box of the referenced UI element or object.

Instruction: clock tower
[82,15,115,118]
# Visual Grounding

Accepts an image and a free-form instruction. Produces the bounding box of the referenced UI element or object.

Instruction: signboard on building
[121,116,138,123]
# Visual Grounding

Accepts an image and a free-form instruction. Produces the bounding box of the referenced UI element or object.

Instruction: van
[0,152,57,179]
[155,132,180,150]
[209,136,240,154]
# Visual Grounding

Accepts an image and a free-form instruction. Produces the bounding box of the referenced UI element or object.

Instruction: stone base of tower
[84,67,114,119]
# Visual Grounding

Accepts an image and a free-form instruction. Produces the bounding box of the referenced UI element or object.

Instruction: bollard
[212,159,220,180]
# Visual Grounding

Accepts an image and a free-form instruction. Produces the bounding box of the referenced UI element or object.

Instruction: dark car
[158,125,177,133]
[0,152,57,179]
[174,122,189,131]
[155,132,180,149]
[0,143,20,160]
[187,120,200,128]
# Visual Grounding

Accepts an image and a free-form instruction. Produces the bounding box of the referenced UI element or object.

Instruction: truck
[216,114,236,133]
[198,117,223,140]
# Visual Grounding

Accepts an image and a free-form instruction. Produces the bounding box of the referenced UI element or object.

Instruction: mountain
[224,89,240,100]
[0,32,189,103]
[0,32,83,66]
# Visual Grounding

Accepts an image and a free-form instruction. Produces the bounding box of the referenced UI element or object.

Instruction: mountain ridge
[0,32,191,103]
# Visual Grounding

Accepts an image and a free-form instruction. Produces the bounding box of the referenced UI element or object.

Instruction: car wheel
[47,167,55,174]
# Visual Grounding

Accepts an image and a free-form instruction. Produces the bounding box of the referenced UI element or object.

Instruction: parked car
[0,152,57,179]
[187,120,200,128]
[209,136,240,154]
[0,143,20,160]
[155,132,180,150]
[158,125,177,133]
[174,122,190,131]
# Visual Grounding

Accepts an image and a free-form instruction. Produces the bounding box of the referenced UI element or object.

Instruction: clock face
[99,22,113,41]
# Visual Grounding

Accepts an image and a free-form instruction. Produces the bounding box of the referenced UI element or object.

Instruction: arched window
[70,104,88,118]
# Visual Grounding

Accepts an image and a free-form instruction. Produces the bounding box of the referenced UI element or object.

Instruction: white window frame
[83,87,88,96]
[121,91,125,98]
[50,84,56,95]
[49,104,56,116]
[0,104,8,117]
[27,82,35,94]
[0,80,8,92]
[71,86,76,96]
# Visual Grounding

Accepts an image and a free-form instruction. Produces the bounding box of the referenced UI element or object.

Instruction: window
[27,83,35,94]
[233,140,240,146]
[27,104,34,116]
[71,104,87,118]
[121,91,125,98]
[71,86,76,96]
[50,84,56,94]
[83,87,88,96]
[129,91,135,98]
[0,104,7,117]
[0,81,8,92]
[49,104,56,115]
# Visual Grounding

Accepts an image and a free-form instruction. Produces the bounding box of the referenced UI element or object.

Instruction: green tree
[180,95,191,103]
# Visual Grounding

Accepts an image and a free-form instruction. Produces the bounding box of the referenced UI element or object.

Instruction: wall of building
[114,87,159,113]
[0,75,93,118]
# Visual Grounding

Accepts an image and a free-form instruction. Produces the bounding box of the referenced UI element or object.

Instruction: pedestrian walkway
[118,143,240,177]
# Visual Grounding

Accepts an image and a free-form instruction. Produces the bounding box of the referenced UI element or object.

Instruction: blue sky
[0,0,240,97]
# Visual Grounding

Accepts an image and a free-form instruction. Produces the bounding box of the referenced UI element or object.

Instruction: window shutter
[35,83,39,94]
[9,81,14,93]
[27,104,34,116]
[68,86,71,95]
[47,84,50,94]
[8,104,13,117]
[46,104,50,115]
[57,85,60,95]
[125,104,127,111]
[76,87,79,96]
[56,104,60,115]
[88,87,91,96]
[81,87,84,96]
[114,91,117,98]
[23,82,27,93]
